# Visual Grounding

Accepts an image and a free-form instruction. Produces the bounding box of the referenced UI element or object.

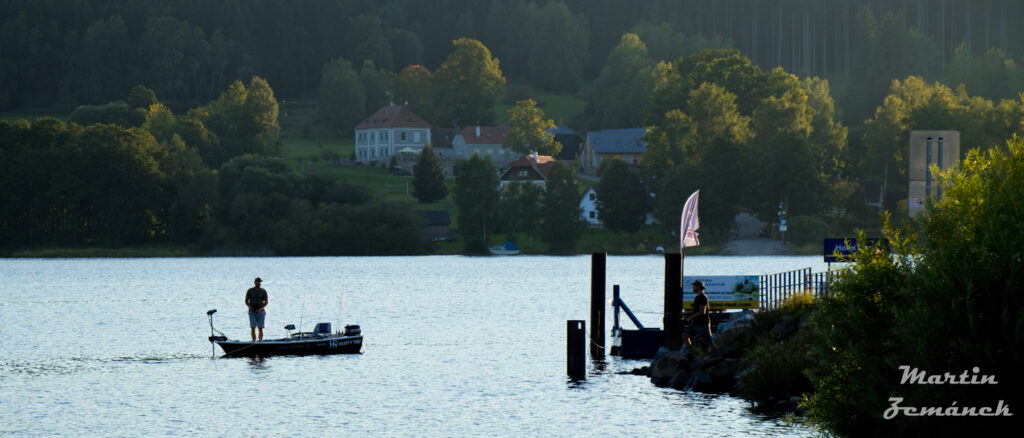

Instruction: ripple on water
[0,256,818,436]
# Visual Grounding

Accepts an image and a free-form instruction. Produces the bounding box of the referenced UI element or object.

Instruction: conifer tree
[412,145,447,203]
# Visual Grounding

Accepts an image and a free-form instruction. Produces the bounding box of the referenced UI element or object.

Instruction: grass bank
[7,246,197,258]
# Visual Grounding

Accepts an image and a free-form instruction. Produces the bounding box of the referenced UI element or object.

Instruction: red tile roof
[355,104,430,130]
[502,154,557,179]
[460,126,511,144]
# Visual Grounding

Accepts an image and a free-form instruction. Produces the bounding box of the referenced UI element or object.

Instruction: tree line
[0,82,426,254]
[5,0,1024,129]
[582,44,1024,247]
[451,152,582,254]
[5,0,1024,253]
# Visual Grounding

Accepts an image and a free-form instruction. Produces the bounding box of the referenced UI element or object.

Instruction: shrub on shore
[803,136,1024,435]
[733,292,818,413]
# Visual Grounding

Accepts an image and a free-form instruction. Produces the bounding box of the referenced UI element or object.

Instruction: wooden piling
[611,285,620,356]
[590,253,606,358]
[663,253,682,350]
[567,320,586,379]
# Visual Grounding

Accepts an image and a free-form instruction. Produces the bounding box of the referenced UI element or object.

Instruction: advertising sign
[824,238,888,263]
[682,275,760,310]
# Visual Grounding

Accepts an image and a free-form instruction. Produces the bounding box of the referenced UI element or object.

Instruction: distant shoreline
[2,241,814,258]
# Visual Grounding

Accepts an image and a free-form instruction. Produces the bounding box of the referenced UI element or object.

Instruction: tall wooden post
[590,253,606,358]
[567,320,586,379]
[663,253,682,350]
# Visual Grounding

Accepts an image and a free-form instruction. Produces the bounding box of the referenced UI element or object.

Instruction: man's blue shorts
[249,310,266,329]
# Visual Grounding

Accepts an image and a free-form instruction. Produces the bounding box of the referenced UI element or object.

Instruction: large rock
[705,359,738,393]
[686,369,714,392]
[668,369,691,390]
[650,349,689,385]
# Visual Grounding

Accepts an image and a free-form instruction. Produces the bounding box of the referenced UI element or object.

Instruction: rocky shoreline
[626,309,815,415]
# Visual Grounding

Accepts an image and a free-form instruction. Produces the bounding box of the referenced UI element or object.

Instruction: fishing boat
[206,309,362,357]
[489,241,520,255]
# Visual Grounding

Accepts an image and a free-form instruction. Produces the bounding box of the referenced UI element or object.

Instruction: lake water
[0,255,827,436]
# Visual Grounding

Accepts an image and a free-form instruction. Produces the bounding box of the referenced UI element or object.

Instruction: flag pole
[679,189,700,318]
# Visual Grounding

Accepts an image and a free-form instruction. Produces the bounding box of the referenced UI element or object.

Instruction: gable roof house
[499,153,557,189]
[548,125,583,162]
[428,128,460,176]
[354,104,431,165]
[580,186,658,228]
[581,128,647,177]
[452,126,515,169]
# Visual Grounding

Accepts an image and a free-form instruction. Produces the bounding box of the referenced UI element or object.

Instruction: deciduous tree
[540,162,582,253]
[393,65,436,125]
[317,57,366,134]
[504,99,559,156]
[454,153,499,253]
[596,159,649,241]
[434,38,506,127]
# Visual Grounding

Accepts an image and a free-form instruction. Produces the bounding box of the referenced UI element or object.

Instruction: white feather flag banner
[680,190,700,248]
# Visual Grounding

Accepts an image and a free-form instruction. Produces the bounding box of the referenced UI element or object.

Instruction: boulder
[650,350,689,385]
[629,366,650,376]
[668,369,691,390]
[686,369,714,392]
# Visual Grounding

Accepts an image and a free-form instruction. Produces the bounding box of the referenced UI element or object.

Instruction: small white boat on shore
[489,241,520,255]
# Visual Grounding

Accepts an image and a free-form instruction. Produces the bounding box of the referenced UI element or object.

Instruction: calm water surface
[0,255,826,436]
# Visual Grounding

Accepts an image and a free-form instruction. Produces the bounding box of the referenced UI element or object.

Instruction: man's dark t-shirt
[691,293,710,325]
[246,287,268,311]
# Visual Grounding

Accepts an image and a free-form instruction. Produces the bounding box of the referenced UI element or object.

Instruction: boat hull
[488,248,520,255]
[215,335,363,357]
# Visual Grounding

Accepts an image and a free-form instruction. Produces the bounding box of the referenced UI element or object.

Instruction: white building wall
[355,127,431,163]
[579,187,602,227]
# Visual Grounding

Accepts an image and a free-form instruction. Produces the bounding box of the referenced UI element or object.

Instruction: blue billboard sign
[823,238,887,263]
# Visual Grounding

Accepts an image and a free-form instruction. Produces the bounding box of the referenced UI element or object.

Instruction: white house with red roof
[499,153,557,189]
[452,125,515,168]
[354,104,431,164]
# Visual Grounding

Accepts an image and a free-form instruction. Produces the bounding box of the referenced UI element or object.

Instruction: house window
[518,169,528,177]
[589,193,596,201]
[589,211,596,219]
[401,132,407,141]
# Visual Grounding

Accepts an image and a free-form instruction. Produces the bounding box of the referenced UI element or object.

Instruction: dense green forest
[5,0,1024,119]
[3,0,1024,255]
[0,82,426,254]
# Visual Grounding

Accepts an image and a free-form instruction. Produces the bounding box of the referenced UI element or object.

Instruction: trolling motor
[207,309,227,343]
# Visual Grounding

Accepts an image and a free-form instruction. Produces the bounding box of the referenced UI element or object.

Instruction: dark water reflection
[0,256,820,436]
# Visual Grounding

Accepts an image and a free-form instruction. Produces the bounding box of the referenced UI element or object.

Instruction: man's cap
[692,280,705,289]
[255,277,262,283]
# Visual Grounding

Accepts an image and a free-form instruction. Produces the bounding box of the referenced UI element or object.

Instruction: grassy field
[281,136,354,161]
[8,246,197,258]
[495,88,586,126]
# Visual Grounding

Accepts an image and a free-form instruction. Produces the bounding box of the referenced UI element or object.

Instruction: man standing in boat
[245,277,268,342]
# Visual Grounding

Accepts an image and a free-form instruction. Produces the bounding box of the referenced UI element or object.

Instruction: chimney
[475,126,481,137]
[532,151,538,162]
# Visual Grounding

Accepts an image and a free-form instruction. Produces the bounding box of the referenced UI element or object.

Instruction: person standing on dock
[682,280,713,351]
[245,277,268,342]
